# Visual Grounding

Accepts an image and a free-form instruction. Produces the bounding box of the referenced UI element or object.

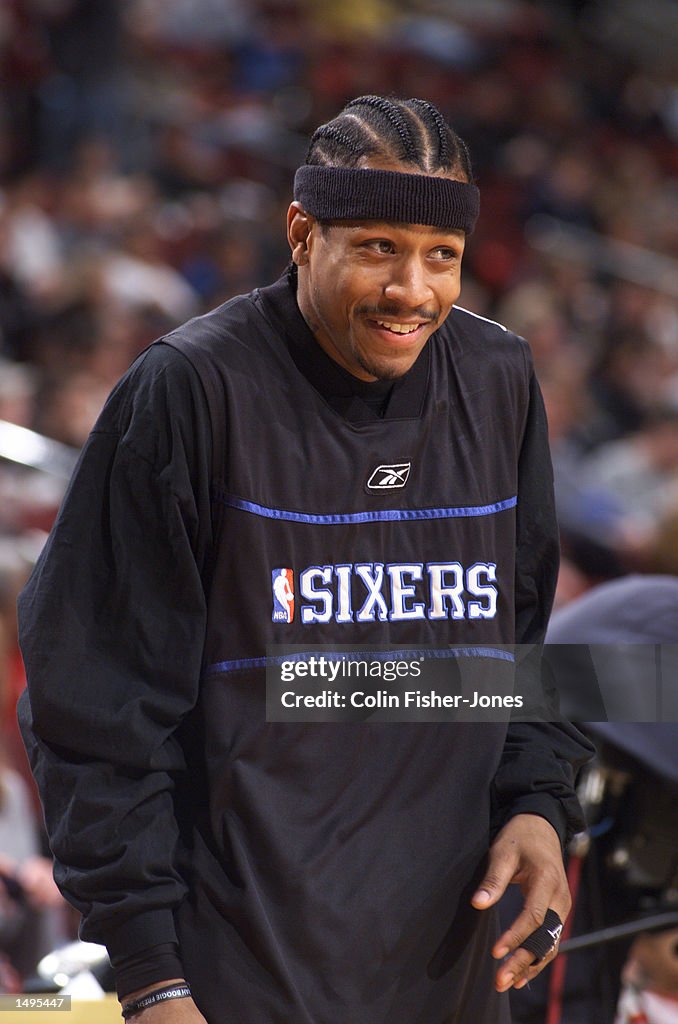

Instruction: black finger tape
[520,909,563,962]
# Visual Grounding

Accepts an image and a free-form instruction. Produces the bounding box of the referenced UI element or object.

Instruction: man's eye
[430,247,458,261]
[365,240,395,254]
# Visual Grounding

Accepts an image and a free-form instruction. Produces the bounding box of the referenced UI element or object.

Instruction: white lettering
[388,564,425,620]
[335,564,353,623]
[427,563,466,619]
[467,563,498,619]
[355,564,389,622]
[290,560,499,624]
[299,566,333,623]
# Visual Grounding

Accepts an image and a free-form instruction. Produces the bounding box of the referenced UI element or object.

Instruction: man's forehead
[320,219,466,242]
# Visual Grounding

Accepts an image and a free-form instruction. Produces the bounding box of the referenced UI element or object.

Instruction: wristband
[121,983,192,1019]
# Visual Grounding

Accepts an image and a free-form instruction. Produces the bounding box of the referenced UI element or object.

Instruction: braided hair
[306,95,473,183]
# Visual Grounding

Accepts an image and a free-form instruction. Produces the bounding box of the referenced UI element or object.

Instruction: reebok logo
[367,463,411,490]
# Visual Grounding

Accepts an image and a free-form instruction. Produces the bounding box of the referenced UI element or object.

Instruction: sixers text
[272,562,498,624]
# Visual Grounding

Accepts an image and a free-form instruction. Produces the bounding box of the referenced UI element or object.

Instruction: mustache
[355,304,438,324]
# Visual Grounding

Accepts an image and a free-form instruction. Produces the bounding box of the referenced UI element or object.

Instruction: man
[18,96,593,1023]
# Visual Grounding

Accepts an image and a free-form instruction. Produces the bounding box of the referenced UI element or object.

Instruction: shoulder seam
[452,305,508,333]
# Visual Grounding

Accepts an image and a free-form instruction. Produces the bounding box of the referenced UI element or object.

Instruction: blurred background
[0,0,677,1020]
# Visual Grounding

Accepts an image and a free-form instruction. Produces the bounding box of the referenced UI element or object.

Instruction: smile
[374,321,424,335]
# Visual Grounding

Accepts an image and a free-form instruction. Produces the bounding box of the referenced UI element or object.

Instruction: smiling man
[18,96,593,1024]
[289,167,467,382]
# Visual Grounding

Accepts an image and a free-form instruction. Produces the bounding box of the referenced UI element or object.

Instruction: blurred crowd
[0,0,677,999]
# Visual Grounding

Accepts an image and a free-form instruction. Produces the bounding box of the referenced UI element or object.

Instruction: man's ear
[287,201,315,266]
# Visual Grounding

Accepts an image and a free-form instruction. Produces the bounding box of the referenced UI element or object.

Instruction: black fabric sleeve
[490,358,595,846]
[113,943,185,1001]
[17,344,214,959]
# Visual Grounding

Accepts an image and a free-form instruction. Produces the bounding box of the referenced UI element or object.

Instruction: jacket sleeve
[17,343,214,961]
[490,358,595,847]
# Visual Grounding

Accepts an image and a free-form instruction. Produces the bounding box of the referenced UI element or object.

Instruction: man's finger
[471,848,521,909]
[496,946,555,992]
[520,909,564,960]
[493,898,552,958]
[496,923,563,991]
[492,851,569,956]
[494,909,565,990]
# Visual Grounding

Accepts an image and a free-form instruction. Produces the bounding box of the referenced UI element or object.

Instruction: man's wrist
[120,979,191,1019]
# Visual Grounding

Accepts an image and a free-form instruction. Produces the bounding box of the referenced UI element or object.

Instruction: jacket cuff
[112,942,185,1001]
[491,793,568,849]
[96,909,179,963]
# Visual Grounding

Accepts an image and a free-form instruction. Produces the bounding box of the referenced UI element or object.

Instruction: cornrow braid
[306,124,364,161]
[455,135,474,183]
[296,95,480,233]
[305,94,474,184]
[344,95,417,162]
[404,98,450,163]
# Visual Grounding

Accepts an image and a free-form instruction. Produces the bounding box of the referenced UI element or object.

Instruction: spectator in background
[0,541,68,988]
[35,0,130,172]
[0,750,67,988]
[30,371,112,450]
[645,507,678,577]
[578,410,678,550]
[580,329,678,453]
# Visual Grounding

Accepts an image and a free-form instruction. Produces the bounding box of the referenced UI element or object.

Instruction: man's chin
[354,328,434,382]
[356,354,420,382]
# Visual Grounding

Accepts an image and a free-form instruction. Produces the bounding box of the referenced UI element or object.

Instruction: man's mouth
[374,321,425,335]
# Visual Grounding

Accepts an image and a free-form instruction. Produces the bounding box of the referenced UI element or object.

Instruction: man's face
[288,179,466,382]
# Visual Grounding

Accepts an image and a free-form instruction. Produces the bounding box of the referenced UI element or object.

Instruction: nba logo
[272,568,294,623]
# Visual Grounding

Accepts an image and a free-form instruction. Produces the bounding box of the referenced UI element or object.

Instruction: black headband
[293,165,480,234]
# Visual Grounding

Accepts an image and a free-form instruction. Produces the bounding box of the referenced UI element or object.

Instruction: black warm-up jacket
[18,271,593,1024]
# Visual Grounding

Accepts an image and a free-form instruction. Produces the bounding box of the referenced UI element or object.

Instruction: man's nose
[382,257,433,310]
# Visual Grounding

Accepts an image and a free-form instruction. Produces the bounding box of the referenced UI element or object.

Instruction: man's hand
[471,813,571,992]
[120,980,208,1022]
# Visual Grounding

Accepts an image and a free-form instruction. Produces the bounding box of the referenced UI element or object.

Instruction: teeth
[376,321,421,334]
